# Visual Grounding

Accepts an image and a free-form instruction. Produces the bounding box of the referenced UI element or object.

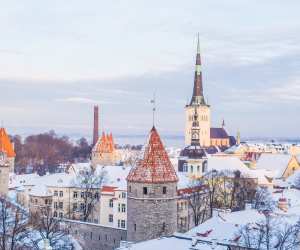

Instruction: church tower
[127,126,178,242]
[185,35,211,146]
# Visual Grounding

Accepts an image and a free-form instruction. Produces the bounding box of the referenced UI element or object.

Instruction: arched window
[53,211,57,217]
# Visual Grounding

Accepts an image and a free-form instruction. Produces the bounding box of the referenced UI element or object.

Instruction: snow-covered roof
[95,165,131,190]
[117,236,226,250]
[29,184,52,197]
[186,209,265,245]
[255,153,292,178]
[207,156,251,176]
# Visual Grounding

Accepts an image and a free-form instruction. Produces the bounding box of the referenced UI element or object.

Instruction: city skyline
[1,0,300,139]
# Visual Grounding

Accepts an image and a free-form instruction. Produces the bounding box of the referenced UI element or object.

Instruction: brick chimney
[93,105,99,146]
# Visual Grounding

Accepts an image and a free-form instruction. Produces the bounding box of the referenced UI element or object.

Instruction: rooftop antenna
[150,91,156,127]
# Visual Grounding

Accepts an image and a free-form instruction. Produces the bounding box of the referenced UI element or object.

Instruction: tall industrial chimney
[93,105,99,146]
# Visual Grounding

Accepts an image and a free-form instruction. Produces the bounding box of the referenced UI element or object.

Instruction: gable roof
[127,127,178,183]
[210,128,228,139]
[255,153,293,178]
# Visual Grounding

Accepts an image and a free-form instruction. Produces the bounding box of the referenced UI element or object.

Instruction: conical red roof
[127,127,178,183]
[0,128,16,158]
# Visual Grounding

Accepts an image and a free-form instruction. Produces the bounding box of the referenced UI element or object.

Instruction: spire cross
[150,92,156,127]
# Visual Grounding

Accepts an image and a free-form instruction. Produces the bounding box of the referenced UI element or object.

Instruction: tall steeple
[190,34,205,106]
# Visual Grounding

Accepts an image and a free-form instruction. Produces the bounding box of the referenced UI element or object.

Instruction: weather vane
[150,92,156,127]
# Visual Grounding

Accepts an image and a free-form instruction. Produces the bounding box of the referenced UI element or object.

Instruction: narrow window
[134,223,137,231]
[163,186,167,194]
[143,187,148,195]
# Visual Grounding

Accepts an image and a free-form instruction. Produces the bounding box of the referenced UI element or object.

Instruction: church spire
[190,34,205,106]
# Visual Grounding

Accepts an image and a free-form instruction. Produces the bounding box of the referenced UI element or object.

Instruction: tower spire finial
[197,32,200,54]
[150,92,156,127]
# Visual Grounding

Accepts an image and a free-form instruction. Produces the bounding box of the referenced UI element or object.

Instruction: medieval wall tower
[185,35,211,147]
[127,126,178,242]
[0,127,16,173]
[0,151,9,196]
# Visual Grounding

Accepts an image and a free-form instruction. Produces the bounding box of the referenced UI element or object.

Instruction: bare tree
[74,167,106,222]
[239,213,300,250]
[28,206,73,249]
[0,197,28,250]
[253,187,275,211]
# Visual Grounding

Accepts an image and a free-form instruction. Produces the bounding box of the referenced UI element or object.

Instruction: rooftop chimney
[93,105,99,146]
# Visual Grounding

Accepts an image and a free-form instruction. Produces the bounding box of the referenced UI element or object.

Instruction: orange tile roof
[0,128,16,158]
[93,132,115,154]
[127,126,178,184]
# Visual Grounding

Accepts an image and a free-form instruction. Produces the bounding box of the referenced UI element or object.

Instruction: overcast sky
[1,0,300,141]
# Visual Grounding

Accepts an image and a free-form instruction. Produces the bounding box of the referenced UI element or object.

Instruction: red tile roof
[93,132,115,154]
[0,128,16,158]
[127,126,178,184]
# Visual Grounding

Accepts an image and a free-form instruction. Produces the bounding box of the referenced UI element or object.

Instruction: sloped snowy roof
[29,184,52,197]
[117,235,227,250]
[186,209,265,244]
[95,165,131,190]
[255,153,292,178]
[207,157,251,176]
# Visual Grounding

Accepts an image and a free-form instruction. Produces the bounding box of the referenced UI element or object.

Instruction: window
[122,192,126,198]
[109,214,113,223]
[129,186,131,192]
[59,191,63,197]
[191,165,193,173]
[59,212,63,218]
[53,211,57,217]
[73,191,78,198]
[73,203,78,212]
[109,199,113,208]
[95,192,99,200]
[54,191,58,196]
[134,224,136,231]
[94,219,98,224]
[163,187,167,194]
[121,220,126,229]
[54,202,58,209]
[59,202,63,209]
[80,203,85,211]
[118,203,121,212]
[183,163,188,172]
[121,204,126,213]
[45,199,48,205]
[143,187,148,195]
[118,220,120,228]
[81,192,84,198]
[197,165,200,172]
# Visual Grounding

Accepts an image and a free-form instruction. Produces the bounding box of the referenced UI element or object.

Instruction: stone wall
[65,219,127,250]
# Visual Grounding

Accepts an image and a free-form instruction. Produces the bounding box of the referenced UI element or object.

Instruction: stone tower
[185,35,211,146]
[127,126,178,243]
[93,105,99,146]
[0,152,10,196]
[0,127,16,173]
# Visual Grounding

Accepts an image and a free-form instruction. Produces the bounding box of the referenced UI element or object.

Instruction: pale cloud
[55,97,116,105]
